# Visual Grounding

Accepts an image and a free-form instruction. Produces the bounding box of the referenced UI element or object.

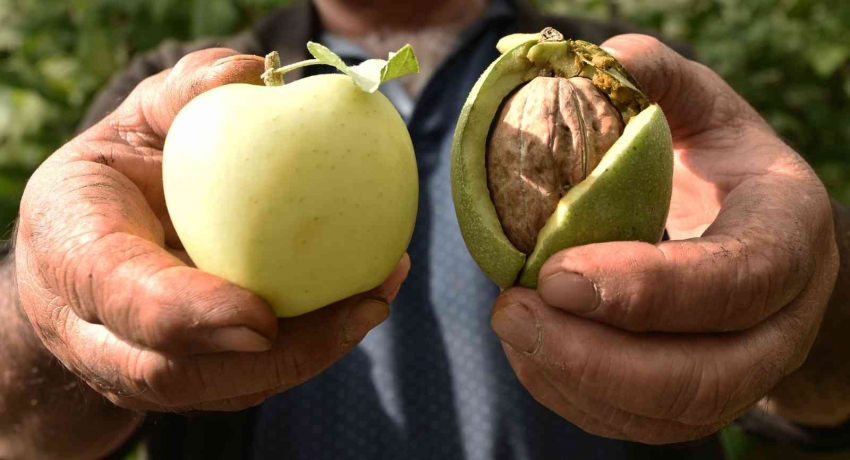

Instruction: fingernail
[210,327,272,352]
[539,272,598,313]
[343,300,389,343]
[491,303,540,354]
[212,54,264,67]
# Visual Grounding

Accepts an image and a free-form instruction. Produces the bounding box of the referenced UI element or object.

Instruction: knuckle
[615,274,665,332]
[770,310,811,373]
[100,245,177,343]
[106,108,151,146]
[131,278,188,348]
[123,349,151,392]
[47,301,75,343]
[54,235,101,319]
[125,350,176,406]
[106,70,169,145]
[19,276,69,346]
[602,252,669,332]
[135,301,174,348]
[60,262,98,324]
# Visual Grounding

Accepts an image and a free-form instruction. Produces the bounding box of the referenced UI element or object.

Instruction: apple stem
[276,59,323,75]
[261,51,323,87]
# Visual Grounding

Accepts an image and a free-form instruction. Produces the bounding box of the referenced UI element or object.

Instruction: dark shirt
[82,1,725,459]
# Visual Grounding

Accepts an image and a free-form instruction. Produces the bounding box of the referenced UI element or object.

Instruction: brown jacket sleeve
[76,2,314,134]
[76,34,264,133]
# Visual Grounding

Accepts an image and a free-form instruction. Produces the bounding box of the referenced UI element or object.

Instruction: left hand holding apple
[490,34,840,444]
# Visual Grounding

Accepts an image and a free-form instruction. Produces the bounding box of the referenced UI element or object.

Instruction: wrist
[764,199,850,426]
[0,250,143,460]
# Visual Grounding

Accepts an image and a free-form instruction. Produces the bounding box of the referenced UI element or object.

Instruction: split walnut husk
[485,28,650,254]
[450,27,673,289]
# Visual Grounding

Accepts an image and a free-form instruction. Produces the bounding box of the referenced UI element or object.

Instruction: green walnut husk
[450,27,674,289]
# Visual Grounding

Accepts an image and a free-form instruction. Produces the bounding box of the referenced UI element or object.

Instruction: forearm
[766,198,850,426]
[0,252,142,460]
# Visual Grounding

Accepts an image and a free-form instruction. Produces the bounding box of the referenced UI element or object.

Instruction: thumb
[105,49,266,144]
[600,34,763,138]
[150,49,266,137]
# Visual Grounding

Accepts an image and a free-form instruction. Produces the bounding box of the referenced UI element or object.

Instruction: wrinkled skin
[490,35,840,443]
[487,76,624,253]
[14,49,409,413]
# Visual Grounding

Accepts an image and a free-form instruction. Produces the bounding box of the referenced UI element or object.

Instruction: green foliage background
[1,0,849,239]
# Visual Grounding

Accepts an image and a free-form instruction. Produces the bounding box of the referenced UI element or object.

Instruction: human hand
[490,34,839,444]
[14,48,409,412]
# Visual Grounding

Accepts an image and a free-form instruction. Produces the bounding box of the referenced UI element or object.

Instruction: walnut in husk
[486,76,624,253]
[450,27,673,289]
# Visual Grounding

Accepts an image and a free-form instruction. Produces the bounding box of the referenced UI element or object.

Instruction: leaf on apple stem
[305,42,420,93]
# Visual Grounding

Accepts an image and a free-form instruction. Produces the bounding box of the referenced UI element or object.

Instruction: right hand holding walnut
[13,48,408,412]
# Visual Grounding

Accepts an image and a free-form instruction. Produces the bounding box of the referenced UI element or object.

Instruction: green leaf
[377,44,420,82]
[305,41,350,75]
[305,41,419,93]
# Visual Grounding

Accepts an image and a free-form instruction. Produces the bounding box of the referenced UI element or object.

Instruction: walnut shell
[486,76,625,254]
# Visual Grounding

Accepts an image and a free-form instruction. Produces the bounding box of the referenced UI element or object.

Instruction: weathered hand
[490,34,839,444]
[14,48,409,413]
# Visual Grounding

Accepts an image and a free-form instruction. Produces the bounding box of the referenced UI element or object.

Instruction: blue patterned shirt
[247,2,724,459]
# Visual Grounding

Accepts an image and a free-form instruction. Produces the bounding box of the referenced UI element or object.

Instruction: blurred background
[1,0,848,240]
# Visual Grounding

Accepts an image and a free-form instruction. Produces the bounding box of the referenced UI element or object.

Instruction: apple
[163,44,420,317]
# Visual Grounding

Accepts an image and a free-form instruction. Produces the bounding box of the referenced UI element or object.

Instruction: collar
[318,0,517,62]
[252,0,543,82]
[315,0,518,119]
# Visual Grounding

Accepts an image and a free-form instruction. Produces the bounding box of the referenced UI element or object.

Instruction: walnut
[485,76,625,253]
